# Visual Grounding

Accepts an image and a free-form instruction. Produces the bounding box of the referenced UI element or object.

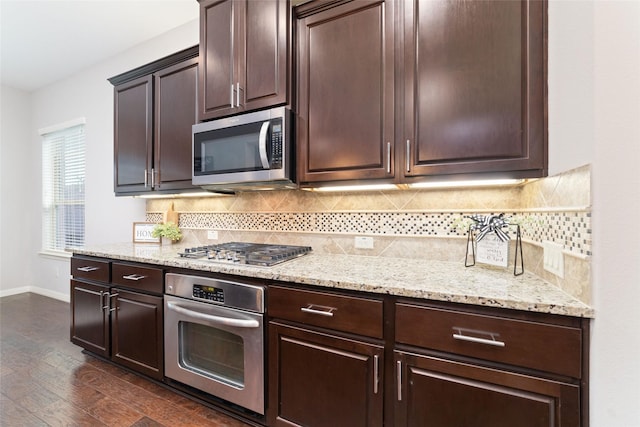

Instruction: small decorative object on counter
[152,222,182,244]
[133,222,161,244]
[465,213,524,276]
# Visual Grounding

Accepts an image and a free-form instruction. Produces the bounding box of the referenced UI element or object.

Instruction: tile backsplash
[147,165,592,304]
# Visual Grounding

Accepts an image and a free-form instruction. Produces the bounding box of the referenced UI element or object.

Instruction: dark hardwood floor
[0,293,251,427]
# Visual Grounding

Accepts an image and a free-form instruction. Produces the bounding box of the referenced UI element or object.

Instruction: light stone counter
[72,243,594,318]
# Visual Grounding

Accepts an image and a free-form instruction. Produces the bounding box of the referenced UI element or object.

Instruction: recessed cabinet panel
[114,76,153,191]
[200,0,235,117]
[404,0,547,178]
[70,280,109,358]
[111,289,164,380]
[244,0,286,108]
[155,58,199,190]
[416,0,522,162]
[269,322,384,427]
[394,352,580,427]
[297,0,395,182]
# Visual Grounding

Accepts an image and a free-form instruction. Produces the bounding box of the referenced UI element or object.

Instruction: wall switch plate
[543,240,564,278]
[207,230,219,240]
[355,236,374,249]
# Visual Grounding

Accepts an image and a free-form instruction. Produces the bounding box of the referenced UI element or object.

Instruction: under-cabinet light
[136,191,231,199]
[302,184,401,192]
[407,178,526,189]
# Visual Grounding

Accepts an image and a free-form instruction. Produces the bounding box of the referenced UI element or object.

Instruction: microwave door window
[199,123,267,174]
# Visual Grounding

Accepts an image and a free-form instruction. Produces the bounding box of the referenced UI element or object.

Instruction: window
[41,119,85,253]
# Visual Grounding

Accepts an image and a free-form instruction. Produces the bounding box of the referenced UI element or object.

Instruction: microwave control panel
[270,121,283,169]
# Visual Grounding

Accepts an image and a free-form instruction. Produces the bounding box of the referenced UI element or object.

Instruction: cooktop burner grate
[178,242,312,266]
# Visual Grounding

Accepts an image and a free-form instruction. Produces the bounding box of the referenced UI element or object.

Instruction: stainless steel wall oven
[164,273,265,415]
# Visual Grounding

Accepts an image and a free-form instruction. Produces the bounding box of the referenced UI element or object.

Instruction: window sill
[39,250,73,260]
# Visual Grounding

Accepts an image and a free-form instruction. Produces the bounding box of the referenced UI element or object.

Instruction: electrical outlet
[354,236,374,249]
[207,230,219,240]
[543,240,564,278]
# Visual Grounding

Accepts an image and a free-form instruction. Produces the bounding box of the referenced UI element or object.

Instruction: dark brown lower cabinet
[70,280,110,358]
[394,351,580,426]
[268,322,384,427]
[110,289,163,380]
[70,256,164,381]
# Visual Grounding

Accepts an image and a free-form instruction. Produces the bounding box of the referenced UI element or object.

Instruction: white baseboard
[0,286,69,303]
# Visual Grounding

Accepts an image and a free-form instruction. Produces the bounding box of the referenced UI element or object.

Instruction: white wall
[591,2,640,425]
[549,1,640,425]
[0,85,35,294]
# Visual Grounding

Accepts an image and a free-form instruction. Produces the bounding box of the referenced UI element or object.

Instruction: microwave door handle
[258,121,270,169]
[166,301,260,328]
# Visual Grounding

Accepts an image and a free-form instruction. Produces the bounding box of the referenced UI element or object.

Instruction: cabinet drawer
[395,303,582,378]
[269,286,383,339]
[111,262,163,294]
[71,257,111,283]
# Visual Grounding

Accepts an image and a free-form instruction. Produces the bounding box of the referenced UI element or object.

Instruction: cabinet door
[296,0,395,183]
[154,57,199,192]
[268,322,384,427]
[70,280,110,358]
[402,0,547,179]
[242,0,288,112]
[199,0,236,120]
[111,289,164,380]
[394,351,580,427]
[114,75,153,193]
[199,0,288,121]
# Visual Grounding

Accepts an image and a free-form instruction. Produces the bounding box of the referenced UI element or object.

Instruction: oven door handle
[166,301,260,328]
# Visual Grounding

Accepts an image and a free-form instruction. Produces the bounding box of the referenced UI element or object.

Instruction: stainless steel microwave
[192,107,294,193]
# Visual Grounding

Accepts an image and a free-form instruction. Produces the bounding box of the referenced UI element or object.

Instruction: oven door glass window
[178,321,245,389]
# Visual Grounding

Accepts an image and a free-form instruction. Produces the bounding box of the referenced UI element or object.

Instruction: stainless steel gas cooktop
[178,242,312,267]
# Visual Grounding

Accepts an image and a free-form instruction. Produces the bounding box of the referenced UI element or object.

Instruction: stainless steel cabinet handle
[151,168,155,188]
[373,354,380,394]
[144,169,148,187]
[300,304,335,317]
[100,290,108,311]
[452,328,506,347]
[406,140,411,173]
[386,142,391,174]
[230,84,234,108]
[236,82,240,107]
[76,266,98,272]
[122,274,147,281]
[108,293,119,312]
[397,360,403,401]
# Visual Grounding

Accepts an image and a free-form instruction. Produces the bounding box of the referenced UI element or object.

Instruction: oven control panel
[193,284,224,303]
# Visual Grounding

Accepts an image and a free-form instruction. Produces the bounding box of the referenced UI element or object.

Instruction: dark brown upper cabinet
[401,0,547,181]
[110,47,199,195]
[295,0,396,184]
[198,0,289,121]
[296,0,547,187]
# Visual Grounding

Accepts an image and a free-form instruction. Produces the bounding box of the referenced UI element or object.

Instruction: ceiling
[0,0,199,92]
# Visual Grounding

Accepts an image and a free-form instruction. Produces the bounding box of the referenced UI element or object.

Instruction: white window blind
[41,123,85,252]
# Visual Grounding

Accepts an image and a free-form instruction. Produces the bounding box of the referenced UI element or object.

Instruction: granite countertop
[71,243,594,318]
